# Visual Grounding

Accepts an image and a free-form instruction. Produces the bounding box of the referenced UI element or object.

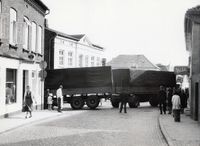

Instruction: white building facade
[0,0,49,117]
[45,28,105,69]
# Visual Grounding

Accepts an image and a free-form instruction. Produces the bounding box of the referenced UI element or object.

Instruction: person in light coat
[171,90,181,122]
[56,85,63,112]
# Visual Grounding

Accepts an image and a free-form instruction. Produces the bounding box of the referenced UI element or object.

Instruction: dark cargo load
[45,66,113,90]
[112,69,130,87]
[129,70,176,87]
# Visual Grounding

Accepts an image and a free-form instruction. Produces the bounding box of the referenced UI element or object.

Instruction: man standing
[158,86,167,114]
[172,90,181,122]
[119,93,129,113]
[56,85,63,112]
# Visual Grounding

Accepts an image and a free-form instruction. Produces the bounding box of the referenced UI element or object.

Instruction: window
[68,51,73,66]
[9,8,17,45]
[91,56,95,67]
[31,22,37,52]
[6,69,17,104]
[23,17,30,50]
[79,55,83,67]
[85,55,89,67]
[59,50,64,65]
[37,26,42,54]
[96,57,100,66]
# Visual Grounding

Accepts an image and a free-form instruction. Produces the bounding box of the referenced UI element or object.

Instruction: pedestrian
[172,90,181,122]
[180,89,187,114]
[47,93,53,110]
[56,85,63,112]
[119,93,129,113]
[158,86,167,114]
[167,87,173,114]
[23,85,36,118]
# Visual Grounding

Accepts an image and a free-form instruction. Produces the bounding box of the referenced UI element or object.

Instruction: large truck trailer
[44,66,176,109]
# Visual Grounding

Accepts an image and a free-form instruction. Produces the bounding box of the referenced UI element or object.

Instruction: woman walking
[24,85,35,118]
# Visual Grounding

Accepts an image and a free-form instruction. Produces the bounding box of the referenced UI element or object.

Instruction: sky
[42,0,200,66]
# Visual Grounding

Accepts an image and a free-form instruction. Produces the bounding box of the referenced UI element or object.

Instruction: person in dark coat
[119,93,129,113]
[24,85,35,118]
[167,87,173,114]
[180,89,187,114]
[158,86,167,114]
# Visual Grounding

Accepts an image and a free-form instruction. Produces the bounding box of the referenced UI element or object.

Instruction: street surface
[0,102,167,146]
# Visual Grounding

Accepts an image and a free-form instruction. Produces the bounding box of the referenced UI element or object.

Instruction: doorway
[195,82,199,121]
[22,70,29,107]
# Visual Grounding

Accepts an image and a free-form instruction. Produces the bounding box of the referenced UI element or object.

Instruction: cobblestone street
[0,102,167,146]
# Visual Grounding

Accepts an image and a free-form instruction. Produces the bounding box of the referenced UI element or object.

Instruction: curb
[0,111,69,135]
[158,115,173,146]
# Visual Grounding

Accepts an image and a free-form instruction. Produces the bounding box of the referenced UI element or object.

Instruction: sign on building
[174,66,190,75]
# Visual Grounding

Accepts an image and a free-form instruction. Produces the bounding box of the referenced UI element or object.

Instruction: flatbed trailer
[45,66,176,109]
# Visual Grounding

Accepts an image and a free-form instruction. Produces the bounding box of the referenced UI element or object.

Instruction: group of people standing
[47,85,64,112]
[158,85,188,122]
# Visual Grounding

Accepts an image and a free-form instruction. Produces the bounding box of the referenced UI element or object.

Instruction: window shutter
[0,13,9,40]
[28,25,32,51]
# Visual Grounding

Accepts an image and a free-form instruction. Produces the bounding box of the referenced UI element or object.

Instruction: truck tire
[70,96,84,110]
[128,101,139,108]
[86,96,100,109]
[149,97,159,107]
[111,101,119,108]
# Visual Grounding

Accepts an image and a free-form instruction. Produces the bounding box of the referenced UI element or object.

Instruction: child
[47,93,53,110]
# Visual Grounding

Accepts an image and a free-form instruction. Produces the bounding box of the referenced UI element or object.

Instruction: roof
[92,44,104,50]
[45,28,79,41]
[34,0,49,11]
[156,64,169,71]
[69,34,85,41]
[107,55,159,70]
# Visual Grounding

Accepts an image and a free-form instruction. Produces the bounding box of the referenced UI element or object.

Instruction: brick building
[44,28,105,69]
[0,0,49,117]
[184,5,200,123]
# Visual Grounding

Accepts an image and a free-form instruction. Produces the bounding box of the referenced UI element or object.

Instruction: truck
[44,66,176,109]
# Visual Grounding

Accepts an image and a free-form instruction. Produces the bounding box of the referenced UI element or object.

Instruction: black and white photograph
[0,0,200,146]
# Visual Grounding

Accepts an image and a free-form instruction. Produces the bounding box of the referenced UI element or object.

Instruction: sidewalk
[0,106,85,134]
[159,110,200,146]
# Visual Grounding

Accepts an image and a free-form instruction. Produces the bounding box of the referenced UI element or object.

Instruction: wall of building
[53,36,104,69]
[0,0,47,116]
[189,22,200,122]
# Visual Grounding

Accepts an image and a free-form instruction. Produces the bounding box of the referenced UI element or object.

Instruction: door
[195,82,199,121]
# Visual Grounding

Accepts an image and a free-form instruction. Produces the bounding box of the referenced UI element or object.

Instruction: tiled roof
[107,55,159,70]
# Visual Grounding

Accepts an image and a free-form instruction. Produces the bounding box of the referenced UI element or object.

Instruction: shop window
[68,51,73,66]
[9,8,17,45]
[31,22,37,52]
[6,69,17,104]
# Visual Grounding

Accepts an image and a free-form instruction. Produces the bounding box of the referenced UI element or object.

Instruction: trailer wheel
[149,97,159,107]
[70,96,84,110]
[86,96,100,109]
[111,101,119,108]
[128,95,139,108]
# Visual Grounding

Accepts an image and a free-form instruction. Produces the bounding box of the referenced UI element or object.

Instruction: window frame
[68,51,73,66]
[9,7,17,45]
[31,21,37,52]
[37,25,42,54]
